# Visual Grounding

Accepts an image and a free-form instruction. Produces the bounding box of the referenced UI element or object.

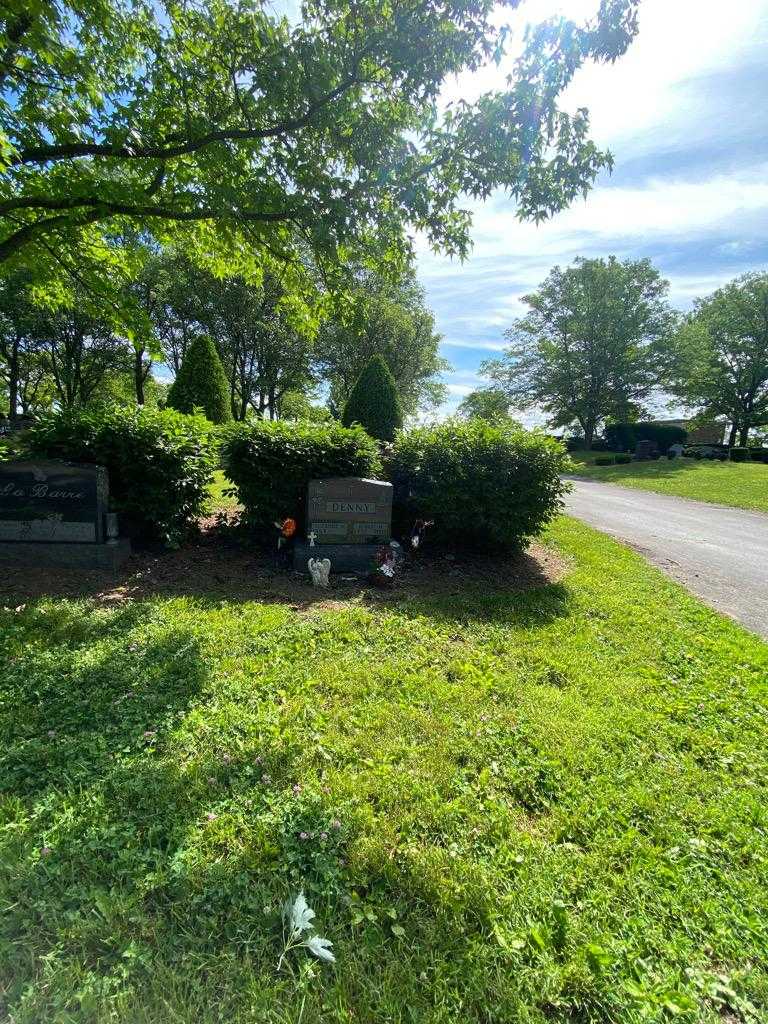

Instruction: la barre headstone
[0,461,130,569]
[293,477,394,573]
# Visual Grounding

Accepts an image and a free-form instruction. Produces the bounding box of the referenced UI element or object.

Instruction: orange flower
[281,517,297,538]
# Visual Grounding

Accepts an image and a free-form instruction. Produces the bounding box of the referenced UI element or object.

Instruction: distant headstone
[668,442,685,458]
[635,439,658,460]
[306,477,393,545]
[0,461,129,569]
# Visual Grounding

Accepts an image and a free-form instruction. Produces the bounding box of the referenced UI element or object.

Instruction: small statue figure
[308,557,331,587]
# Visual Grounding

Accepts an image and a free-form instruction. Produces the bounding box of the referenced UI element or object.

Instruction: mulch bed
[0,514,567,609]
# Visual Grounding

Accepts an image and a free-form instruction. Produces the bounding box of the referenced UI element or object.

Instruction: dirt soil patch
[0,517,567,609]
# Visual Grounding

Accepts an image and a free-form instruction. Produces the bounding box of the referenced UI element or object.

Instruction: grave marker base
[293,541,382,574]
[0,537,131,571]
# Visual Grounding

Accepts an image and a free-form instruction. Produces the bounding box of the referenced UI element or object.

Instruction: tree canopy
[1,0,639,303]
[668,273,768,446]
[316,269,447,415]
[458,388,516,423]
[482,256,675,447]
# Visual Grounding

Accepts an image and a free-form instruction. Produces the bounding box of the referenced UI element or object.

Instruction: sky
[419,0,768,418]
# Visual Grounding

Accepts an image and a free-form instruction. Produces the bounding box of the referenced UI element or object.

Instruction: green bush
[389,420,569,552]
[615,454,632,464]
[221,419,382,531]
[341,355,403,441]
[595,455,615,466]
[167,335,232,424]
[21,407,217,544]
[729,447,751,462]
[604,422,687,453]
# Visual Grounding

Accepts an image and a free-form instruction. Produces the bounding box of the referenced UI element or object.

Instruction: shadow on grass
[0,601,210,799]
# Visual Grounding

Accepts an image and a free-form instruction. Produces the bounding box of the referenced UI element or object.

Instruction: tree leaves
[1,0,640,279]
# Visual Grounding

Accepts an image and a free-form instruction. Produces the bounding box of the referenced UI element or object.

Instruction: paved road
[564,478,768,640]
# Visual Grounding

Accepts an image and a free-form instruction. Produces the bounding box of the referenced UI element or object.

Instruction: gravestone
[293,477,393,573]
[634,439,658,460]
[0,461,130,569]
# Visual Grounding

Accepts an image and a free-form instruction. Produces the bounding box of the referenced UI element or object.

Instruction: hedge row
[220,420,382,531]
[15,410,570,553]
[20,407,217,546]
[389,420,569,551]
[604,422,687,453]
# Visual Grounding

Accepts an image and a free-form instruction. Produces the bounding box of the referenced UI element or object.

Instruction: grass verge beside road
[1,517,767,1022]
[570,453,768,514]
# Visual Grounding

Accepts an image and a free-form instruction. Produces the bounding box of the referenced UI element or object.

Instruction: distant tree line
[0,250,445,425]
[464,257,768,448]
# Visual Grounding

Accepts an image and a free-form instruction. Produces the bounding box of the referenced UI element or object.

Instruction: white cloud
[416,0,768,413]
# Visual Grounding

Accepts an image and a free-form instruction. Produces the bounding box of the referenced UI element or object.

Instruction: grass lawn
[569,453,768,514]
[206,468,241,512]
[2,518,767,1023]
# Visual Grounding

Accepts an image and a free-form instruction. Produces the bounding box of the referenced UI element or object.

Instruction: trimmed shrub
[341,355,403,441]
[389,420,569,552]
[615,454,632,464]
[749,447,768,462]
[167,335,232,423]
[604,422,687,453]
[595,456,615,466]
[21,407,217,544]
[221,419,382,531]
[729,447,751,462]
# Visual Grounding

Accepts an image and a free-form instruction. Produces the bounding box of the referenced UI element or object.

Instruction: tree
[667,274,768,446]
[141,250,211,375]
[1,0,639,288]
[482,257,675,448]
[0,268,48,417]
[204,271,315,421]
[316,270,447,416]
[458,388,516,424]
[40,304,132,409]
[342,355,403,441]
[166,334,232,423]
[139,252,317,420]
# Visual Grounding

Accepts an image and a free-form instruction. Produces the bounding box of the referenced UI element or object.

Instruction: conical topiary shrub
[166,335,232,423]
[341,354,403,441]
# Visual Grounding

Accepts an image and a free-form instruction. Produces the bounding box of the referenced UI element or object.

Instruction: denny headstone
[293,477,393,573]
[0,461,130,569]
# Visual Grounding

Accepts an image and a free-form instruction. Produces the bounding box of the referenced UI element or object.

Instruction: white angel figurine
[308,557,331,588]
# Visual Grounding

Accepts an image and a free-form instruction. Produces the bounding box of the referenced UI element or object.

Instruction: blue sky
[417,0,768,418]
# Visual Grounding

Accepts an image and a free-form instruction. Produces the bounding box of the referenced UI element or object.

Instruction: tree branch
[0,200,296,263]
[11,68,363,166]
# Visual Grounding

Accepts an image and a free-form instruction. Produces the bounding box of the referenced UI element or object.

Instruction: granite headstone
[0,461,129,568]
[294,477,394,573]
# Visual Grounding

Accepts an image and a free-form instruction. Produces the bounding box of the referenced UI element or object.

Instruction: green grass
[206,468,241,512]
[2,518,767,1023]
[570,453,768,513]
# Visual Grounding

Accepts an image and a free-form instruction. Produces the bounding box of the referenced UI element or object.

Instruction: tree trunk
[7,332,20,419]
[727,421,738,447]
[583,421,595,449]
[134,348,145,405]
[738,422,750,446]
